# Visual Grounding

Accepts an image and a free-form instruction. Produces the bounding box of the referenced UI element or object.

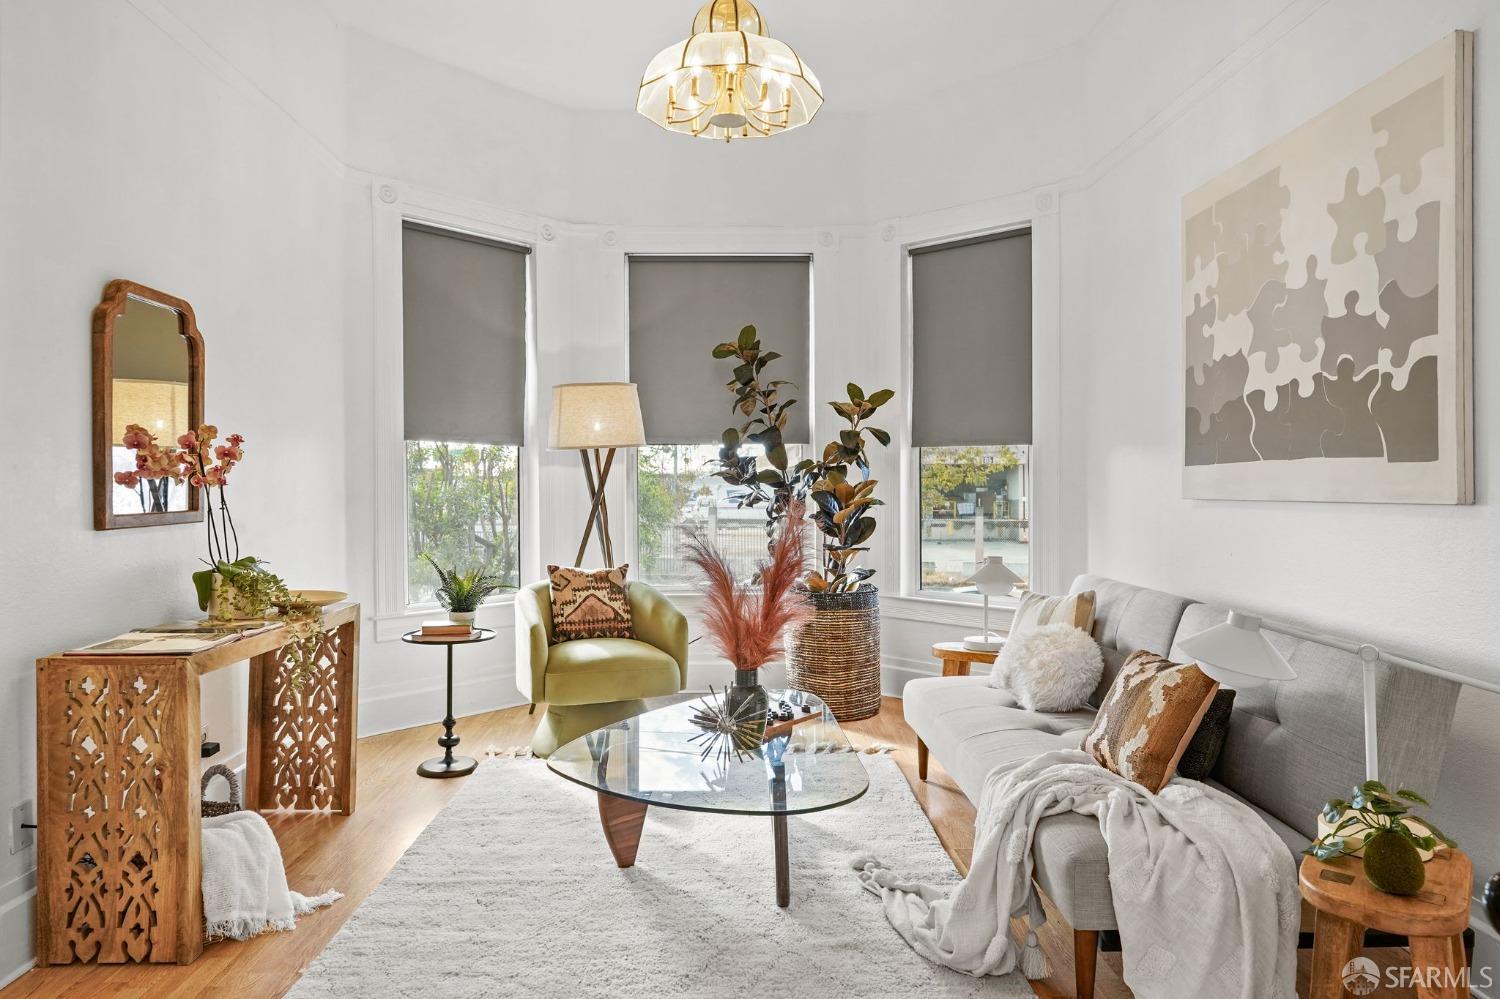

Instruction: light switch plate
[10,800,35,855]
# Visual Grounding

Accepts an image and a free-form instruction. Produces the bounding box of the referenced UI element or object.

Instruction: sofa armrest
[515,581,551,702]
[627,581,689,688]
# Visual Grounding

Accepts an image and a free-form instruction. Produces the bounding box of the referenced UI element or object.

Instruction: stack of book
[414,619,475,641]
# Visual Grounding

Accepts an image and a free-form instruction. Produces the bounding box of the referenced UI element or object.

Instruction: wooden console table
[33,602,360,966]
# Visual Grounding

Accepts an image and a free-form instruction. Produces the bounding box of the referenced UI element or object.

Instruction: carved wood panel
[254,620,358,813]
[38,661,195,964]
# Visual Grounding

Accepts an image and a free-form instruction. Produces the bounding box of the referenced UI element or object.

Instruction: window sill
[373,596,517,642]
[883,593,1018,629]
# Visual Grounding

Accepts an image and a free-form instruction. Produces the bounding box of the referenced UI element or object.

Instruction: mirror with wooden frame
[93,280,205,530]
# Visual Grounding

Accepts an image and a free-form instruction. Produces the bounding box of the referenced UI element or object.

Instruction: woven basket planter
[785,586,881,721]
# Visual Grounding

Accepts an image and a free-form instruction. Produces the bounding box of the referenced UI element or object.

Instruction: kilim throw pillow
[1081,650,1220,793]
[547,564,634,643]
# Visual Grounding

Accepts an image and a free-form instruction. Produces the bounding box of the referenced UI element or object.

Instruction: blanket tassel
[1017,890,1050,980]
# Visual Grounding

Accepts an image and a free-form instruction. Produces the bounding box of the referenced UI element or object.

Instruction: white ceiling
[319,0,1114,112]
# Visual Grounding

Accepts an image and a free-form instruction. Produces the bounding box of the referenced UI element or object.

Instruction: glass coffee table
[547,689,869,907]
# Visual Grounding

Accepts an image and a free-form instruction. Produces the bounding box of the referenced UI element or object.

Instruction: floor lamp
[548,382,645,568]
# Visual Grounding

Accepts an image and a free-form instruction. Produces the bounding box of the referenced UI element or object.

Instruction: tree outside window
[406,441,520,605]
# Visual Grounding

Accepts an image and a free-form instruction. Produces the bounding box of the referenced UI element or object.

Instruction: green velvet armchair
[515,579,689,757]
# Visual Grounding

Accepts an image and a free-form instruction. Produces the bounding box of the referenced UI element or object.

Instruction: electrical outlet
[10,800,35,855]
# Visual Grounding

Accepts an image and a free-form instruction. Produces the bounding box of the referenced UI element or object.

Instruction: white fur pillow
[988,622,1103,712]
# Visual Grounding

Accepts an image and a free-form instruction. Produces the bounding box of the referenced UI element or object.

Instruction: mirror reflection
[110,295,192,515]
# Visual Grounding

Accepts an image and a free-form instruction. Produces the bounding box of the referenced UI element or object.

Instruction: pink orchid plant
[117,423,255,608]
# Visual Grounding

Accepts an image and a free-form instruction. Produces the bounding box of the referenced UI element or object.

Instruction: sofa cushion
[1070,575,1193,707]
[1082,651,1220,793]
[548,564,634,642]
[904,676,1093,799]
[543,638,681,705]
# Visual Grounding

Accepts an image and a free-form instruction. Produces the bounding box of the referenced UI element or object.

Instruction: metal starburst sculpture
[687,685,766,768]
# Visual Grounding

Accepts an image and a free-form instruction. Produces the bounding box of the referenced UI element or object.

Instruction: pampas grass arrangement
[684,501,816,672]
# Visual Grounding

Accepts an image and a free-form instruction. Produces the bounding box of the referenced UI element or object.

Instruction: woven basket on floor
[201,763,243,818]
[785,586,881,721]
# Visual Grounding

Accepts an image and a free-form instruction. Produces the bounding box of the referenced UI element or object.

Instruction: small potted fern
[422,554,507,625]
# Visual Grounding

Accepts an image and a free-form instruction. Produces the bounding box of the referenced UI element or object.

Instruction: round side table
[1300,849,1472,999]
[401,628,496,778]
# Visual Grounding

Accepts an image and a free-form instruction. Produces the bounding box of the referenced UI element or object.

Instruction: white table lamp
[962,557,1024,652]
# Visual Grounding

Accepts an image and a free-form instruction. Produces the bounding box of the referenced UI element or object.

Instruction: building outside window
[917,444,1029,593]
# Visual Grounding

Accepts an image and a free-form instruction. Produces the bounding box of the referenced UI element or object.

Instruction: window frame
[370,183,542,637]
[895,202,1062,609]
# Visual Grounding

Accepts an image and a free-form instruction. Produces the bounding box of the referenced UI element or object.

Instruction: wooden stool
[930,640,1000,678]
[1301,849,1473,999]
[917,643,1002,780]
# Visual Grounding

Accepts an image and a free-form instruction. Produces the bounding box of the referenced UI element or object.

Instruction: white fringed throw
[201,810,342,941]
[855,749,1300,998]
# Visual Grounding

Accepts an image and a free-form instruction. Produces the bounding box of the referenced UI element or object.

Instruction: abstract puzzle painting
[1182,31,1472,504]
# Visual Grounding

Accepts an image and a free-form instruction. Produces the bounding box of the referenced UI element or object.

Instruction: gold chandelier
[637,0,823,142]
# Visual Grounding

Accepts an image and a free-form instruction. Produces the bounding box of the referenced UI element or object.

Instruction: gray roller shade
[629,255,811,445]
[402,221,529,444]
[911,230,1032,446]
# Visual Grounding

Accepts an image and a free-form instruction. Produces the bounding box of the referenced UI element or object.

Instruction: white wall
[1070,0,1500,978]
[0,0,348,981]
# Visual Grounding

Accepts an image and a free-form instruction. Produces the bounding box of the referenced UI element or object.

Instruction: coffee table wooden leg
[773,813,790,907]
[1310,910,1365,999]
[597,792,648,868]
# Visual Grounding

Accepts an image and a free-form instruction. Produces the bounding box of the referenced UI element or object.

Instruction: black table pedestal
[403,628,495,779]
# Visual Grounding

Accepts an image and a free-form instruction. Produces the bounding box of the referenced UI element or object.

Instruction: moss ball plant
[1306,780,1456,897]
[1362,828,1426,895]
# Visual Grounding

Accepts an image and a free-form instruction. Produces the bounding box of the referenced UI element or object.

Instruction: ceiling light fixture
[637,0,823,142]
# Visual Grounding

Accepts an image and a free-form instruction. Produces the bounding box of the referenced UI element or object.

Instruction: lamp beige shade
[548,383,646,450]
[112,379,189,444]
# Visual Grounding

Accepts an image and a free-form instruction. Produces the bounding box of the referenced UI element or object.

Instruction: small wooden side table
[402,628,496,778]
[931,640,1002,678]
[1301,849,1473,999]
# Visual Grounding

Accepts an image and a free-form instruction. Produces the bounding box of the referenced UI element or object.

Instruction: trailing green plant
[190,556,325,691]
[422,553,508,612]
[1305,779,1456,862]
[709,325,893,593]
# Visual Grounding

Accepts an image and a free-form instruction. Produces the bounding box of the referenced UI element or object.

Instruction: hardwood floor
[5,696,1420,998]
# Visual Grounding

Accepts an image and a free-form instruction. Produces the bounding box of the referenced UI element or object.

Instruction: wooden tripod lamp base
[549,382,645,568]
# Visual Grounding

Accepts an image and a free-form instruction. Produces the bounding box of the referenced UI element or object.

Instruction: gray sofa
[903,574,1461,997]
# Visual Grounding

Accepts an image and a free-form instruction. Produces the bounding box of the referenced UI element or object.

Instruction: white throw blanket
[201,810,342,941]
[855,749,1299,998]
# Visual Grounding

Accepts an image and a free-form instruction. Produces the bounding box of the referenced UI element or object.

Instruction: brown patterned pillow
[547,565,634,643]
[1081,650,1220,793]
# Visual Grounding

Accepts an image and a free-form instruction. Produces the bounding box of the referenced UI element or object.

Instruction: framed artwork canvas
[1182,31,1472,504]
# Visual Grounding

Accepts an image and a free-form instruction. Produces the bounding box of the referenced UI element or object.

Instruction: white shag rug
[290,754,1030,998]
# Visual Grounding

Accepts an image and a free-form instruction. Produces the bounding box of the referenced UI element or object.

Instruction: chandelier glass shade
[637,0,823,142]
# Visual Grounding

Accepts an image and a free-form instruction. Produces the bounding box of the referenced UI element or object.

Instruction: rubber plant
[709,325,893,592]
